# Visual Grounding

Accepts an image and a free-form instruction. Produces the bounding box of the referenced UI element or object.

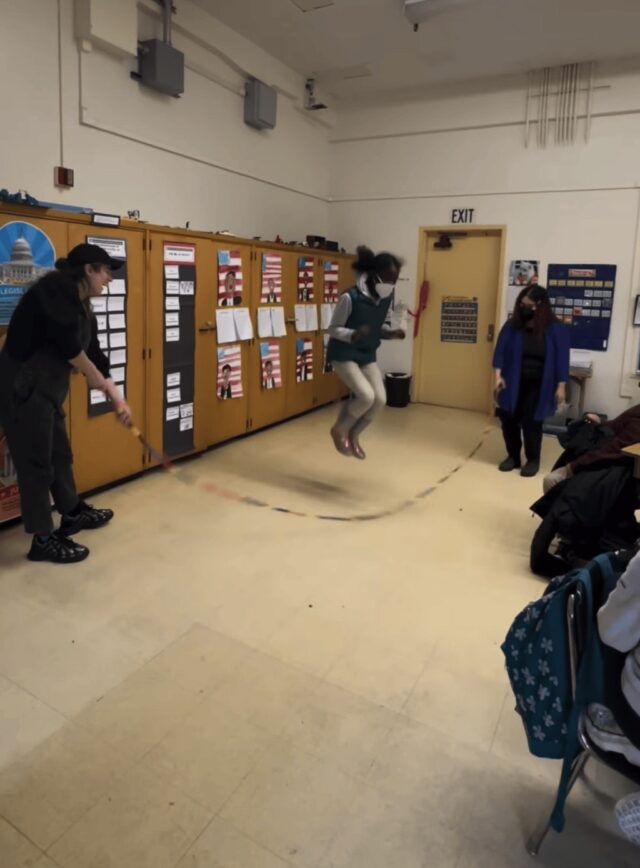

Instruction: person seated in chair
[588,550,640,845]
[543,403,640,494]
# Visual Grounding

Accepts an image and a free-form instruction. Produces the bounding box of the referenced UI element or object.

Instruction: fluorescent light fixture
[289,0,335,11]
[403,0,479,24]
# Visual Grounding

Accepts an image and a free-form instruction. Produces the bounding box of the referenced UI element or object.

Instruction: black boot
[521,460,540,478]
[499,456,521,472]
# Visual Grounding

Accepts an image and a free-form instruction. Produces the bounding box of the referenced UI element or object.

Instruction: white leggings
[331,361,386,437]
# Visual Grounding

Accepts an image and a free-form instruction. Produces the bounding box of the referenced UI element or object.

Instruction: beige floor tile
[0,721,132,850]
[404,657,507,751]
[326,633,429,711]
[220,742,361,865]
[366,716,490,827]
[455,827,638,868]
[286,680,400,779]
[74,667,199,765]
[0,683,66,771]
[265,608,358,677]
[319,783,463,868]
[209,650,323,737]
[33,856,61,868]
[143,696,277,811]
[0,406,622,868]
[144,623,251,694]
[176,816,294,868]
[0,816,43,867]
[202,592,297,650]
[0,611,142,717]
[48,764,212,868]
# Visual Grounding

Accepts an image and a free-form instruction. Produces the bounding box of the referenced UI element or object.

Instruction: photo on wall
[217,344,243,400]
[261,253,282,304]
[217,250,243,307]
[297,257,315,301]
[508,260,539,287]
[295,338,314,383]
[323,260,339,302]
[507,259,540,313]
[260,341,282,390]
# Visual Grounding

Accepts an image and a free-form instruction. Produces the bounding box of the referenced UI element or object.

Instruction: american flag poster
[260,341,282,390]
[261,253,282,303]
[323,260,339,302]
[297,257,315,302]
[217,250,243,307]
[295,338,314,383]
[323,333,332,374]
[217,345,243,400]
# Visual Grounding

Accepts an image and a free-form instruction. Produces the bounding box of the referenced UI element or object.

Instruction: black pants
[0,389,78,535]
[500,378,543,462]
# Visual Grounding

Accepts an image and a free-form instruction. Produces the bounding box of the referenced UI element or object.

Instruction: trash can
[385,372,412,408]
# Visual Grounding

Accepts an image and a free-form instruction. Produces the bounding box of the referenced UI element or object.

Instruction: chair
[527,587,640,855]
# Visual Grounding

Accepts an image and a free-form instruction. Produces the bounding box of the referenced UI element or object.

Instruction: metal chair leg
[526,751,591,856]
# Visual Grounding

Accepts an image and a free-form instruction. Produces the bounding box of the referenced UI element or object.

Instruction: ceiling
[190,0,640,101]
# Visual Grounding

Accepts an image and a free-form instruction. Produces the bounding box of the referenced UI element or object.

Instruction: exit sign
[451,208,475,224]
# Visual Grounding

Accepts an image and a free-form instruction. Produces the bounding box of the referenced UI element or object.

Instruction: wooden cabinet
[204,241,254,447]
[0,202,355,520]
[67,222,146,492]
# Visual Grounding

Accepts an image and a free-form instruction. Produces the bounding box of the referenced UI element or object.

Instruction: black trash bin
[385,372,411,408]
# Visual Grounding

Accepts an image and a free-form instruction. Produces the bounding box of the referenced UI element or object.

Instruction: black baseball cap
[65,243,124,271]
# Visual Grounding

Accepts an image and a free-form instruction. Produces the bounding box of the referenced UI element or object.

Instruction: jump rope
[121,414,495,524]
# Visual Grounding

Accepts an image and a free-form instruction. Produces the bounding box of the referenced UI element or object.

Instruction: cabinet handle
[285,317,296,324]
[198,321,217,332]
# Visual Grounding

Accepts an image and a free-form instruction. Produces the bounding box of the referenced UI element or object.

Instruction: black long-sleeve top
[3,271,111,377]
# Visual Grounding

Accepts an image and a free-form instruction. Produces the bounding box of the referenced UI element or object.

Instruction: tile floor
[0,404,637,867]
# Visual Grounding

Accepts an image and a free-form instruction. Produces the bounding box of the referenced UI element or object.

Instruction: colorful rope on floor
[128,424,495,523]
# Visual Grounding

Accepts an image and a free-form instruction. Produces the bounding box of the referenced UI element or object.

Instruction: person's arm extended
[328,293,355,343]
[69,351,107,391]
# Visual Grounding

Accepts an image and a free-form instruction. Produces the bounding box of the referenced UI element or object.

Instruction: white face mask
[376,281,395,299]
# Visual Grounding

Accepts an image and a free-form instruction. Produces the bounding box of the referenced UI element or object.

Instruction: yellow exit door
[412,228,505,413]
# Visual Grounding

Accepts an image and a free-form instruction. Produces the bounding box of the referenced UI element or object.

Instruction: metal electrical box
[137,39,184,97]
[244,80,277,130]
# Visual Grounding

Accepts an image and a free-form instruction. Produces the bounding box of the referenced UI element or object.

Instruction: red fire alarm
[54,166,74,188]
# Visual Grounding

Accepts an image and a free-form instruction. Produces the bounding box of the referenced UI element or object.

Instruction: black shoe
[27,531,90,564]
[499,457,521,472]
[520,460,540,478]
[60,501,114,535]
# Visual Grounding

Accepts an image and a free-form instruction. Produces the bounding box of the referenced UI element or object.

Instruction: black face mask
[520,307,535,321]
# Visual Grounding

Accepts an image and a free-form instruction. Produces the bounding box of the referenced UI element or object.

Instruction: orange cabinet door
[67,223,147,492]
[205,241,254,446]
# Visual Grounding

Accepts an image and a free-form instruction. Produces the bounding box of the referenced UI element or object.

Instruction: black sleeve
[36,276,85,361]
[86,315,111,378]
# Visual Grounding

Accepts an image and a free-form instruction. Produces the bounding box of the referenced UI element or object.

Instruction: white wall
[1,0,331,239]
[329,61,640,418]
[4,0,640,418]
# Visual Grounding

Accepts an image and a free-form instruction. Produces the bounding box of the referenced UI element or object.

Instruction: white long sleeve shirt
[598,551,640,715]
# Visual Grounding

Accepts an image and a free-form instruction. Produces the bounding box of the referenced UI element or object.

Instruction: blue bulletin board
[547,264,616,351]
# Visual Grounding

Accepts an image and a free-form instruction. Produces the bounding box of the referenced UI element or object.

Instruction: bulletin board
[547,264,616,351]
[87,235,128,417]
[162,242,196,455]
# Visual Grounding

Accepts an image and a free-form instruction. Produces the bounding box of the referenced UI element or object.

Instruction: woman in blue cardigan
[493,284,570,477]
